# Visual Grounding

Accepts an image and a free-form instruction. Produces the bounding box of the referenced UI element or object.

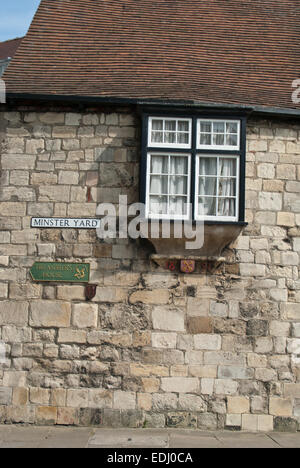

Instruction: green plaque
[30,262,90,283]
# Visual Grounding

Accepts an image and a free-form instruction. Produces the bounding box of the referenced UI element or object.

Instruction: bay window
[141,113,246,223]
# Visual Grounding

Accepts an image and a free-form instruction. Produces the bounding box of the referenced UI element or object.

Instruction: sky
[0,0,41,42]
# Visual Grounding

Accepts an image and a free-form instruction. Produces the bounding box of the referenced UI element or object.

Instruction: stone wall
[0,106,300,431]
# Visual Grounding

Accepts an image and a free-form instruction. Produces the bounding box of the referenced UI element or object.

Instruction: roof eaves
[5,92,300,119]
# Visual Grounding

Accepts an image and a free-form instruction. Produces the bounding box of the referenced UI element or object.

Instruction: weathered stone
[30,300,71,327]
[161,378,199,393]
[72,304,98,328]
[152,306,184,331]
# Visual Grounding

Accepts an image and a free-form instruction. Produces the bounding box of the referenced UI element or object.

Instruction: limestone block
[30,388,50,405]
[67,389,89,408]
[0,301,28,326]
[269,397,293,417]
[0,388,12,405]
[152,306,184,332]
[178,394,206,412]
[129,289,170,305]
[30,301,71,328]
[152,333,177,349]
[214,379,238,395]
[36,407,57,425]
[161,377,199,393]
[58,329,87,344]
[194,334,221,351]
[113,391,136,410]
[89,389,112,409]
[152,393,178,411]
[226,414,241,427]
[72,304,98,328]
[258,192,282,211]
[200,378,214,395]
[270,321,290,337]
[241,414,258,431]
[227,396,250,414]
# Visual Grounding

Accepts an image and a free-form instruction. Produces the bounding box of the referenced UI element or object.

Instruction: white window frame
[197,119,240,151]
[145,152,192,220]
[148,117,192,149]
[194,154,240,222]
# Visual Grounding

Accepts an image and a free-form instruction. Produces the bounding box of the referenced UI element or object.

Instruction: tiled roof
[3,0,300,111]
[0,37,23,61]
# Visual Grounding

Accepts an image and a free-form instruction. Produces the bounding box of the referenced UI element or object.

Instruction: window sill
[140,221,246,257]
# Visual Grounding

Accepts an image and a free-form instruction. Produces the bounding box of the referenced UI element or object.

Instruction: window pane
[218,198,236,217]
[169,196,188,215]
[199,177,217,196]
[213,133,225,146]
[177,132,189,144]
[213,122,225,134]
[151,155,168,174]
[164,132,176,144]
[219,178,236,197]
[200,122,212,133]
[150,175,168,194]
[151,131,163,143]
[149,196,168,215]
[178,121,189,132]
[200,134,211,145]
[152,119,163,130]
[165,120,176,131]
[199,158,217,176]
[226,122,238,134]
[170,156,188,174]
[198,197,216,216]
[219,158,236,177]
[170,176,188,195]
[226,134,238,146]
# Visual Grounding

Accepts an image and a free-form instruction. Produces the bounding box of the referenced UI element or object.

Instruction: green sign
[30,262,90,283]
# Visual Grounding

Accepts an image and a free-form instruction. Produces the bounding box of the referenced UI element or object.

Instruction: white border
[194,154,240,222]
[146,152,192,220]
[196,119,240,151]
[148,117,192,149]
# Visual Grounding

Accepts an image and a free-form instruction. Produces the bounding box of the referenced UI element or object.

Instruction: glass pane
[213,122,225,134]
[151,131,163,143]
[219,158,236,177]
[149,196,168,215]
[170,156,188,174]
[152,119,163,130]
[218,198,236,217]
[198,197,216,216]
[164,132,176,144]
[170,176,188,195]
[150,175,168,194]
[200,122,212,133]
[226,122,238,134]
[199,177,217,196]
[178,121,189,132]
[177,132,189,144]
[200,134,211,145]
[219,178,236,197]
[226,134,238,146]
[169,196,188,216]
[165,120,176,131]
[199,157,217,176]
[151,155,168,174]
[213,133,225,146]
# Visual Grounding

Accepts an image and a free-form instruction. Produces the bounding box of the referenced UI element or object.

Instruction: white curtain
[198,157,236,217]
[198,158,217,216]
[149,155,188,216]
[218,158,236,217]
